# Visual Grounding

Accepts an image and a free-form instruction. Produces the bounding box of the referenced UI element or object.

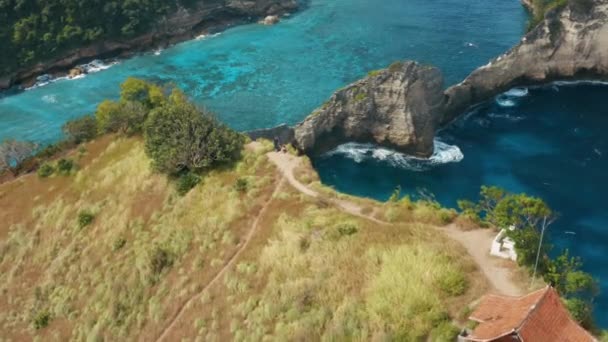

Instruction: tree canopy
[0,0,197,76]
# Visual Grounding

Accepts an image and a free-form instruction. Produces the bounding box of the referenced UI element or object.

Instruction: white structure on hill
[490,227,517,261]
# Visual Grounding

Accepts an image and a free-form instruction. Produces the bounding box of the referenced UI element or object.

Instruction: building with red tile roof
[461,286,597,342]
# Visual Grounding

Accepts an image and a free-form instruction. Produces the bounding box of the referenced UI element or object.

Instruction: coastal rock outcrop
[2,0,298,90]
[294,61,445,157]
[443,0,608,123]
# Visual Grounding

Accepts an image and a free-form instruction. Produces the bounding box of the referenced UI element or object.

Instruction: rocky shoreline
[291,0,608,156]
[0,0,298,91]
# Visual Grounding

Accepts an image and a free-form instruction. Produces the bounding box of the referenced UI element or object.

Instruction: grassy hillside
[0,136,489,341]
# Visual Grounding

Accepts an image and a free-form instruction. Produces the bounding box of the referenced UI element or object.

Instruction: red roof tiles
[467,286,597,342]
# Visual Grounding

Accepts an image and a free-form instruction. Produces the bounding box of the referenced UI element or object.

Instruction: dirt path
[154,177,286,342]
[267,151,386,225]
[267,150,523,296]
[441,225,523,296]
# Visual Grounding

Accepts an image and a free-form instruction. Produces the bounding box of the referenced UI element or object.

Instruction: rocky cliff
[0,0,297,90]
[442,0,608,123]
[294,0,608,155]
[293,62,445,157]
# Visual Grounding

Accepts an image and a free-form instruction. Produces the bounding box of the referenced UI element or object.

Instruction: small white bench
[490,228,518,261]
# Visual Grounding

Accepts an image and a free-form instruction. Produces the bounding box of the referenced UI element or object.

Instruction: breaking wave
[503,87,528,97]
[323,139,464,171]
[495,96,516,107]
[26,59,119,90]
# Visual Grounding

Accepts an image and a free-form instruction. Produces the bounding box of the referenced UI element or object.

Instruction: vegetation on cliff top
[459,186,599,330]
[0,0,201,77]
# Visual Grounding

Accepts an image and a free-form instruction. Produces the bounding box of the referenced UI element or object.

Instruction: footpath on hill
[266,148,523,297]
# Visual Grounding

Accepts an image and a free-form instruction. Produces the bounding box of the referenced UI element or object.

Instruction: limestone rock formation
[443,0,608,123]
[294,61,445,157]
[259,15,281,25]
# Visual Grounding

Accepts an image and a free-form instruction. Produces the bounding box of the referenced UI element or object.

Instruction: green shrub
[78,210,95,229]
[112,237,127,251]
[62,115,97,143]
[429,321,461,342]
[388,61,404,72]
[176,172,201,196]
[32,309,51,330]
[336,223,358,236]
[438,209,457,225]
[438,269,468,296]
[144,91,244,175]
[234,178,248,193]
[56,158,74,175]
[149,246,173,284]
[37,163,55,178]
[354,92,367,102]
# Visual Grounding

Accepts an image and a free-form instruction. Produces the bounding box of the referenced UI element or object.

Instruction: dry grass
[0,136,489,341]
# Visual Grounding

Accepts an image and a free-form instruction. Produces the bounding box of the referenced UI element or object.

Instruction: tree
[120,77,166,108]
[144,94,244,175]
[62,115,97,143]
[0,139,36,176]
[95,100,147,135]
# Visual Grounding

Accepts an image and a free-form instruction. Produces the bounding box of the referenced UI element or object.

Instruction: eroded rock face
[443,0,608,123]
[294,61,445,157]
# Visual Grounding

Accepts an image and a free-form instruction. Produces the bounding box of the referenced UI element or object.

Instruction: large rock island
[294,62,445,157]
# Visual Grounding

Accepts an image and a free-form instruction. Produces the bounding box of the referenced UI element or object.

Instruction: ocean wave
[503,87,528,97]
[323,139,464,171]
[25,59,118,90]
[495,96,516,107]
[487,113,524,122]
[41,94,58,104]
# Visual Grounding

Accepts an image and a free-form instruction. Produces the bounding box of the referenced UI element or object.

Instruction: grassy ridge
[0,137,488,340]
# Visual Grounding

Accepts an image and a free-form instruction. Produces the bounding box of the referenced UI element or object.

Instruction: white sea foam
[25,59,118,90]
[324,139,464,172]
[487,113,524,122]
[41,94,58,104]
[495,96,516,107]
[503,87,528,97]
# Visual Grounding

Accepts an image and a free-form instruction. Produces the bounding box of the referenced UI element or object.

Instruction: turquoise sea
[1,0,607,326]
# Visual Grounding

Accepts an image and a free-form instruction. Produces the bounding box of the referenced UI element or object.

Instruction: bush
[149,246,173,284]
[234,178,248,193]
[56,158,74,175]
[144,92,244,175]
[37,163,55,178]
[95,100,148,135]
[176,172,201,196]
[438,269,468,296]
[62,115,97,143]
[429,321,461,342]
[78,210,95,229]
[112,237,127,251]
[32,309,51,329]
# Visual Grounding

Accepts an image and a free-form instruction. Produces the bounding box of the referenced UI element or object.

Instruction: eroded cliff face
[295,0,608,155]
[1,0,297,89]
[294,62,445,157]
[443,0,608,123]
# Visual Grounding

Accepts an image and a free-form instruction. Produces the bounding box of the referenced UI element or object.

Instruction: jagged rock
[294,61,445,157]
[443,0,608,123]
[68,67,85,78]
[259,15,280,25]
[246,124,294,144]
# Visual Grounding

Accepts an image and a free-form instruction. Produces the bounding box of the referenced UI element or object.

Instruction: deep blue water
[1,0,606,328]
[314,83,608,327]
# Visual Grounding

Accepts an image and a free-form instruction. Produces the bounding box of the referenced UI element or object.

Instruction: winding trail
[267,150,523,296]
[156,148,522,340]
[154,176,286,342]
[267,151,386,225]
